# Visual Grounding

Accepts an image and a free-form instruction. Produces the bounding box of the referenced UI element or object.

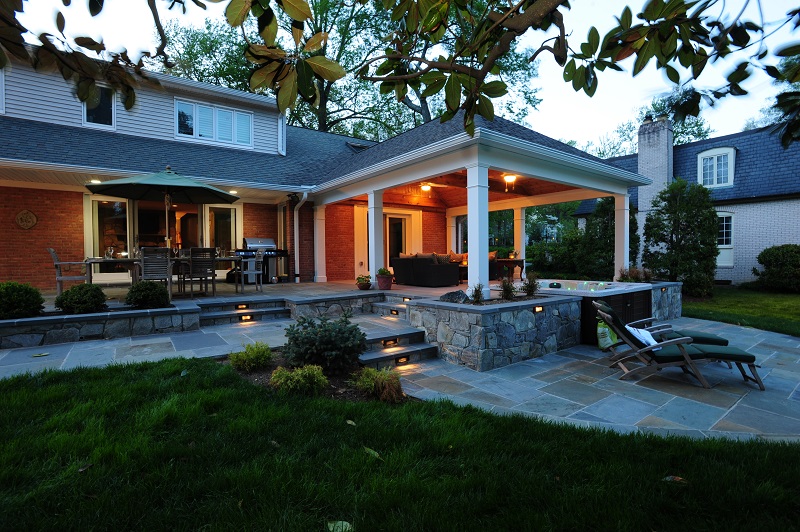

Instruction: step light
[395,356,409,365]
[402,297,411,302]
[239,315,253,322]
[390,309,399,315]
[382,338,398,347]
[534,306,544,313]
[237,304,249,310]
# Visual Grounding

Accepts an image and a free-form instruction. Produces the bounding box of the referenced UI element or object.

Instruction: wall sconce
[534,306,544,313]
[420,183,431,192]
[503,174,517,192]
[236,304,249,310]
[239,315,253,322]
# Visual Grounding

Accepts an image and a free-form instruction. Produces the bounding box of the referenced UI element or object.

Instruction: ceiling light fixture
[229,190,237,195]
[90,179,102,184]
[420,183,431,192]
[503,174,517,192]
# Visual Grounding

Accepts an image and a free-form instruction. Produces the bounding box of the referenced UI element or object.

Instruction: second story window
[697,147,735,188]
[175,99,253,147]
[83,86,115,129]
[0,67,5,114]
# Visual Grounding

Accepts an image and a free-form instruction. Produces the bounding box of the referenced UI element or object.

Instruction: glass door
[88,197,132,283]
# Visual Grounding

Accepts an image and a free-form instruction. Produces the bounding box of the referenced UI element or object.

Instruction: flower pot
[357,282,372,290]
[376,274,393,290]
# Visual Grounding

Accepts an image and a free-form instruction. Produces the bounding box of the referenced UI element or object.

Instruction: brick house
[0,54,649,295]
[577,118,800,283]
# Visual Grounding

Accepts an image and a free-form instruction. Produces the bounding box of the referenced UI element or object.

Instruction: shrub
[350,367,404,403]
[500,277,516,300]
[229,342,273,372]
[376,267,391,276]
[270,365,328,395]
[283,312,367,374]
[470,283,485,305]
[752,244,800,293]
[125,280,170,309]
[55,284,107,314]
[617,267,653,283]
[521,271,539,297]
[0,281,44,319]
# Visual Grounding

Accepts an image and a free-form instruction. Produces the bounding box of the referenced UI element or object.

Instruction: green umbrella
[86,166,239,247]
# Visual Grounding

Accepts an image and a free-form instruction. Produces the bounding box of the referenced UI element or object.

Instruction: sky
[15,0,800,144]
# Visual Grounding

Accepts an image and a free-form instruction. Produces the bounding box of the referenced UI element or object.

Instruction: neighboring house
[577,118,800,284]
[0,54,649,294]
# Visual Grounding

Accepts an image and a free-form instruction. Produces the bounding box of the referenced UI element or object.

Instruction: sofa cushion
[434,253,451,264]
[488,250,497,260]
[416,253,436,262]
[399,252,415,258]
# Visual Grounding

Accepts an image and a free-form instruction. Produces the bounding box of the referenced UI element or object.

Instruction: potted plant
[356,274,372,290]
[376,267,393,290]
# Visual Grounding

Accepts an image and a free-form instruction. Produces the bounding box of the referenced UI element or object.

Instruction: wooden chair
[46,248,88,296]
[140,247,172,301]
[186,247,217,297]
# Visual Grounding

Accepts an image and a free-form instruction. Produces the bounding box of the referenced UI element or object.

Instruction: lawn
[2,358,799,530]
[682,286,800,337]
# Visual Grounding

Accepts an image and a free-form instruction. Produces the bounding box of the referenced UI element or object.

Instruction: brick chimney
[635,115,673,266]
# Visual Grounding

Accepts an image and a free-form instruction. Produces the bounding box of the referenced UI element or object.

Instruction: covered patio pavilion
[309,115,650,295]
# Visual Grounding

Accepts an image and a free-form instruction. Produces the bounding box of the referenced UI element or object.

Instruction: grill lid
[242,237,277,250]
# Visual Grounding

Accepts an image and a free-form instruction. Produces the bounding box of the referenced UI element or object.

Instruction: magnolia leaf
[305,56,346,81]
[250,61,281,90]
[291,20,304,47]
[56,11,65,34]
[481,80,507,98]
[304,32,328,53]
[74,37,105,53]
[257,8,278,46]
[280,0,313,21]
[444,74,460,111]
[246,45,286,63]
[363,446,383,461]
[88,0,103,17]
[420,77,445,98]
[776,43,800,57]
[327,522,353,532]
[295,59,316,99]
[78,463,94,473]
[476,94,494,121]
[665,64,680,84]
[122,88,135,110]
[276,68,298,113]
[226,0,252,27]
[346,419,356,426]
[32,352,49,357]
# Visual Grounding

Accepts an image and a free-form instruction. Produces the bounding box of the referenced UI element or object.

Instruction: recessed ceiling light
[90,179,101,184]
[229,190,237,194]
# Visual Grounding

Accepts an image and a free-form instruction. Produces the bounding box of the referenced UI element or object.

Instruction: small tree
[643,179,718,297]
[577,197,639,280]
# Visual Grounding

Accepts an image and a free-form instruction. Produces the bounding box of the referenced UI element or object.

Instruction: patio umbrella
[85,166,239,248]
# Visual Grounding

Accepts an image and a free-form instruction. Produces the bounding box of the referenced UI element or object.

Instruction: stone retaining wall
[650,282,682,320]
[407,295,582,371]
[286,294,385,319]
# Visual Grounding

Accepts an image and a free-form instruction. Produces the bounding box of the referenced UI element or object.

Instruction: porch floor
[15,281,800,442]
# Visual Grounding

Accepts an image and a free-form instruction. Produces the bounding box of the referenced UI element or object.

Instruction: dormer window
[175,98,253,147]
[697,147,735,188]
[83,86,115,130]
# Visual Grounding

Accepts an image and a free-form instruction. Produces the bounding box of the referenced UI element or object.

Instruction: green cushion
[692,344,756,364]
[659,330,729,346]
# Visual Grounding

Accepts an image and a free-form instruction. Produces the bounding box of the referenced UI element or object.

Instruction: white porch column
[367,190,384,285]
[447,216,457,254]
[313,205,327,283]
[614,193,630,280]
[466,163,490,299]
[514,207,526,263]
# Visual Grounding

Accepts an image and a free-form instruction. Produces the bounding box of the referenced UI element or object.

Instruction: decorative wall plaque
[15,210,38,229]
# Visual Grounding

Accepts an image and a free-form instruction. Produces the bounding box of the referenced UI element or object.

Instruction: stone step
[383,294,421,304]
[196,297,286,314]
[363,327,426,351]
[371,301,407,318]
[359,342,439,370]
[199,307,290,326]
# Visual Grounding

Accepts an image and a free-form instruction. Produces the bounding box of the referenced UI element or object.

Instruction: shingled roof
[0,116,364,188]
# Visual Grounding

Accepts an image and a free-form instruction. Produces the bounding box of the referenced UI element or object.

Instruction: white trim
[81,86,116,131]
[174,97,254,148]
[716,211,734,268]
[0,66,5,114]
[277,114,287,156]
[698,147,735,188]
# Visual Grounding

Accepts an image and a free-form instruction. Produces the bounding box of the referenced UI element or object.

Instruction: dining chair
[47,248,89,296]
[186,247,217,297]
[140,247,172,301]
[252,248,265,291]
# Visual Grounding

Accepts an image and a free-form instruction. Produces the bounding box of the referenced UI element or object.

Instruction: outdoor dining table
[85,255,247,295]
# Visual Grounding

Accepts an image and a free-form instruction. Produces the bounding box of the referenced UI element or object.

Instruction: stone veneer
[650,282,682,320]
[285,293,385,318]
[407,295,582,371]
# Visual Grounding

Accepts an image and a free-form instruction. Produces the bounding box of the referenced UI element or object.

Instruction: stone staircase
[369,293,422,319]
[197,296,290,326]
[358,325,438,369]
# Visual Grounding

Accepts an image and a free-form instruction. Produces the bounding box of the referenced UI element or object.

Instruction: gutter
[293,192,309,283]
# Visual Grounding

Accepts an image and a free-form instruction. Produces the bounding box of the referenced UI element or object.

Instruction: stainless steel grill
[235,237,288,283]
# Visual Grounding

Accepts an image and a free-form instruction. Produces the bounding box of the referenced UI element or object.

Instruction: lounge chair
[596,307,765,391]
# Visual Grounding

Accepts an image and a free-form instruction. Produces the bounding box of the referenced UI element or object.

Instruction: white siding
[4,61,279,154]
[714,200,800,284]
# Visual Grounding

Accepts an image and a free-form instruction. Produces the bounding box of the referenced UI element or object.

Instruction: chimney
[635,117,673,265]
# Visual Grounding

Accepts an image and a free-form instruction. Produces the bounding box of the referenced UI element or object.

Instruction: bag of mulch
[597,319,618,350]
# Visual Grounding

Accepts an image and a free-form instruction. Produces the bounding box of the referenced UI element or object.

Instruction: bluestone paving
[0,308,798,441]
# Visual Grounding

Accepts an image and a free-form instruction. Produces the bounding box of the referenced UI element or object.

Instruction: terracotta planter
[357,282,372,290]
[376,274,393,290]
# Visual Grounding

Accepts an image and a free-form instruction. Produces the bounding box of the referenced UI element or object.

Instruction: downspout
[293,192,309,283]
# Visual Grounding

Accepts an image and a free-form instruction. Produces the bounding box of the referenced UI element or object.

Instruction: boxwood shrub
[0,282,44,319]
[55,284,107,314]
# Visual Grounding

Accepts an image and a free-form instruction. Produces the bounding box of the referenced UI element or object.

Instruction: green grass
[2,359,799,529]
[682,286,800,337]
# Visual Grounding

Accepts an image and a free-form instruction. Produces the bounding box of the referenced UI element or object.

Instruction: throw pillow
[624,325,661,351]
[435,253,451,264]
[416,253,436,262]
[488,250,497,260]
[399,252,415,258]
[449,250,464,263]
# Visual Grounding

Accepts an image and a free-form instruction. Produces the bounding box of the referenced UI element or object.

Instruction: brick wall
[715,199,800,283]
[325,203,355,281]
[242,203,278,245]
[0,187,85,291]
[298,202,315,282]
[421,210,447,253]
